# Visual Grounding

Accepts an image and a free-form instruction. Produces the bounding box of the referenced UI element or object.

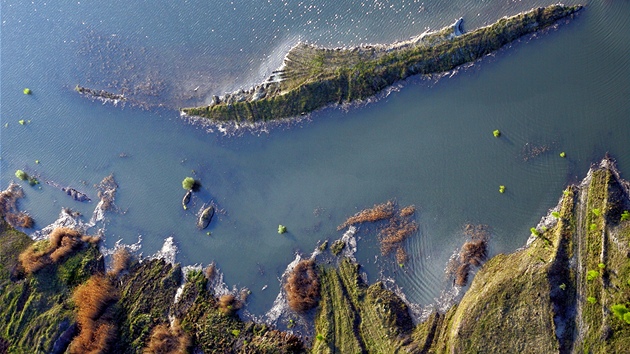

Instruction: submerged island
[180,4,582,123]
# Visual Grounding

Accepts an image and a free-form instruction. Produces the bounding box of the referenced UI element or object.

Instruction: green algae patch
[182,5,582,123]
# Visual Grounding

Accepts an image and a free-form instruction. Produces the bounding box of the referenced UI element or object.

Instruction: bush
[592,208,601,216]
[285,259,320,312]
[69,275,118,354]
[493,129,501,137]
[499,185,505,193]
[586,270,599,281]
[621,210,630,222]
[217,294,241,316]
[587,297,597,304]
[182,177,195,190]
[15,170,28,180]
[551,211,561,218]
[611,304,629,321]
[278,224,287,234]
[143,320,191,354]
[23,88,32,95]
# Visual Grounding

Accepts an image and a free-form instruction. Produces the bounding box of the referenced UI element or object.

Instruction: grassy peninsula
[181,4,582,123]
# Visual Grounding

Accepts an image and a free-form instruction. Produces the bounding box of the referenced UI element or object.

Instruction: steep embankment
[181,4,582,123]
[311,157,630,353]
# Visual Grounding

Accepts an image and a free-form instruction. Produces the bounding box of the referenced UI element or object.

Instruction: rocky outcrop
[75,85,126,103]
[181,4,582,123]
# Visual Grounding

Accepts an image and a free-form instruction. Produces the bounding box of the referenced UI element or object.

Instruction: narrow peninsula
[181,4,582,123]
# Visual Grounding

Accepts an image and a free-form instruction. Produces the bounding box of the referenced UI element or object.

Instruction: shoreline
[181,4,582,123]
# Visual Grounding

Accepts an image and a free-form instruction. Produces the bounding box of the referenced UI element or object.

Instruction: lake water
[1,0,629,316]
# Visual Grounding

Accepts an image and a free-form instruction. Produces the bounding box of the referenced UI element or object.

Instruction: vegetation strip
[181,5,582,123]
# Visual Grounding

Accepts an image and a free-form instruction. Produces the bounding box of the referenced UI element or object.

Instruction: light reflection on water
[1,0,629,315]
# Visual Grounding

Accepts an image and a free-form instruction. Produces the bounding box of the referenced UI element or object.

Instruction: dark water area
[1,0,629,315]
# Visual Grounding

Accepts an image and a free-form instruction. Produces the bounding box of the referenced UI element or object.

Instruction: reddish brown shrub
[143,320,191,354]
[19,227,100,274]
[217,294,241,316]
[337,201,395,230]
[449,224,490,287]
[455,263,471,287]
[459,240,487,267]
[18,246,48,274]
[203,263,216,280]
[285,259,320,312]
[109,247,131,277]
[68,275,118,354]
[5,212,34,228]
[395,247,408,264]
[379,219,418,256]
[399,205,416,217]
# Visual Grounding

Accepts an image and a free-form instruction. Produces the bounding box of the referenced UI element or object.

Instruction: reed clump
[217,294,241,316]
[378,218,418,256]
[5,212,34,228]
[337,201,395,230]
[399,205,416,217]
[0,183,34,228]
[108,247,132,277]
[68,275,119,354]
[18,227,100,274]
[204,262,216,280]
[449,224,489,286]
[285,259,320,312]
[143,320,191,354]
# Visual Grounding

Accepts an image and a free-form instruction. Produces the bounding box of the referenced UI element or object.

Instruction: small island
[180,4,582,123]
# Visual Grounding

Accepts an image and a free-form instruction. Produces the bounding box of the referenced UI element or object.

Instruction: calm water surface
[1,0,629,315]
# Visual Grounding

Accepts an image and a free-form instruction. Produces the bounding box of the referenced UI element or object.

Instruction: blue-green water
[1,0,629,316]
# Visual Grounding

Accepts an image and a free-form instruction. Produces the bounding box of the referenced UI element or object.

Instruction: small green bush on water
[278,225,287,234]
[18,120,25,125]
[551,211,561,218]
[587,297,597,304]
[621,210,630,221]
[559,151,566,158]
[493,129,501,137]
[15,169,28,180]
[499,185,505,193]
[592,208,601,216]
[182,177,195,190]
[23,88,32,95]
[28,176,39,186]
[587,270,599,281]
[559,283,567,291]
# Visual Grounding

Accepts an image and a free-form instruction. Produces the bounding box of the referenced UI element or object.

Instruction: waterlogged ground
[1,0,629,317]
